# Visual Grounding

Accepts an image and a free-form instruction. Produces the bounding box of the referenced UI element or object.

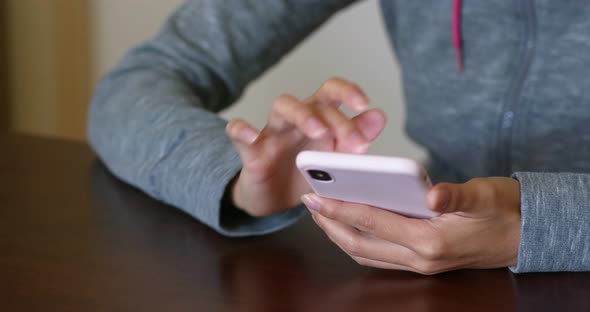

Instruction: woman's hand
[225,78,386,217]
[302,177,521,274]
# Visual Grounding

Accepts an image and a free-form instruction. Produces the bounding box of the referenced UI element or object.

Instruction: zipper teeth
[496,0,537,176]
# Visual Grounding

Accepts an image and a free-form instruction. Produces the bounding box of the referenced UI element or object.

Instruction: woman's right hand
[225,78,387,217]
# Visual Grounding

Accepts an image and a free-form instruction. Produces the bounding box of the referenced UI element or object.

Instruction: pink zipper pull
[452,0,464,72]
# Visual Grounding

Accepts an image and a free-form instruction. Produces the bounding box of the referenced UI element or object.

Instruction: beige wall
[90,0,184,79]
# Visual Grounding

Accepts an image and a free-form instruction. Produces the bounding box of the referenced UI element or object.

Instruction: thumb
[427,182,475,214]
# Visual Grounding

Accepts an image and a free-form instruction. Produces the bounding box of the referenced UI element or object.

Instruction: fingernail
[349,133,369,153]
[439,190,449,210]
[239,128,259,144]
[354,143,370,154]
[301,194,321,212]
[427,191,437,210]
[350,95,368,111]
[428,189,449,211]
[305,117,328,139]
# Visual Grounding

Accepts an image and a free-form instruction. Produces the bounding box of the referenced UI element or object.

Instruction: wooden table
[1,133,589,311]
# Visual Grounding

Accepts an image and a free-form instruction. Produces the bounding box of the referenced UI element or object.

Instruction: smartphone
[296,151,438,219]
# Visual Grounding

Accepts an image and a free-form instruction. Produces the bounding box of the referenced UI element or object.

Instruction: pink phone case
[296,151,438,219]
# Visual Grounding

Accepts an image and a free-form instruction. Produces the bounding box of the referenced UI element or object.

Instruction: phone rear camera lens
[307,170,333,182]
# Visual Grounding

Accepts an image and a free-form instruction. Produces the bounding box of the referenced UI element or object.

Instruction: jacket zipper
[496,0,537,176]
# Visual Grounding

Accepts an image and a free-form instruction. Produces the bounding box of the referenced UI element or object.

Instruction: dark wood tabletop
[1,133,590,312]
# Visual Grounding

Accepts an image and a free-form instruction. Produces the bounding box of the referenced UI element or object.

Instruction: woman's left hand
[302,177,521,275]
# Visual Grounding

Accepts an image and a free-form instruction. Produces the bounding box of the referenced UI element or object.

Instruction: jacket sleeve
[510,172,590,272]
[88,0,357,237]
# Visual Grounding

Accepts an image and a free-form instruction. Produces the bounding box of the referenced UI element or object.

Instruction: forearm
[88,0,356,236]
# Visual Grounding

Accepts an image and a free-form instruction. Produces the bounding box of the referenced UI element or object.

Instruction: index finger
[302,193,430,252]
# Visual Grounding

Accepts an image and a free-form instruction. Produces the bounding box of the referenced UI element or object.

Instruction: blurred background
[0,0,424,159]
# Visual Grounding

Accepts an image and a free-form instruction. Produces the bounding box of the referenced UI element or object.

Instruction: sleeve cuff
[509,172,590,273]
